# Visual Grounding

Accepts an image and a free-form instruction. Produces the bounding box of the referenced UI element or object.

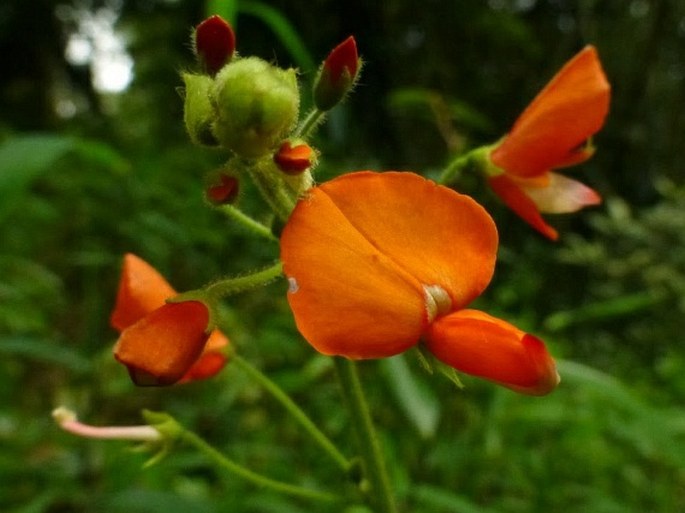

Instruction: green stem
[180,429,340,503]
[233,355,351,472]
[334,358,398,513]
[295,108,326,138]
[438,146,490,185]
[216,204,278,241]
[249,165,296,222]
[204,261,283,299]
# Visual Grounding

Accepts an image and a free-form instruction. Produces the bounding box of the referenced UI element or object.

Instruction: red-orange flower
[111,253,229,386]
[488,45,610,240]
[280,171,558,395]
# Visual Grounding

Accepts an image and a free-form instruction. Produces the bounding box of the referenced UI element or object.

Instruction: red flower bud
[194,15,236,76]
[273,141,315,175]
[206,173,239,205]
[314,36,360,111]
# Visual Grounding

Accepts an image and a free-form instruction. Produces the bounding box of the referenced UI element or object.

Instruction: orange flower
[111,253,229,386]
[488,45,610,240]
[280,171,558,395]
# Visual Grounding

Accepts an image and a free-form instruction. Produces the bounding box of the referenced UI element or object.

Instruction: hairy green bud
[211,57,300,158]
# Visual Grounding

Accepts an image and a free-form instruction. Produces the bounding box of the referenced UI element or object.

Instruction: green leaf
[238,1,316,71]
[412,484,501,513]
[387,87,493,132]
[0,134,75,223]
[0,336,92,374]
[380,354,440,439]
[543,291,663,332]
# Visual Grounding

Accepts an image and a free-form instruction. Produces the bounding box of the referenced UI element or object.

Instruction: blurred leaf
[238,1,316,71]
[0,336,92,374]
[543,292,664,332]
[387,88,493,133]
[380,355,440,439]
[558,360,649,414]
[97,489,217,513]
[0,135,75,223]
[412,484,501,513]
[10,491,60,513]
[239,494,310,513]
[71,139,130,176]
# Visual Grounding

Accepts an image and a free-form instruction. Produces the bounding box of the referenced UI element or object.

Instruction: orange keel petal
[491,46,610,178]
[113,301,210,386]
[110,253,177,331]
[425,309,559,395]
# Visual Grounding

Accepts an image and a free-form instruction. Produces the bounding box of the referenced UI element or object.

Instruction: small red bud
[195,15,236,76]
[206,173,239,204]
[325,36,358,84]
[274,141,315,175]
[314,36,360,111]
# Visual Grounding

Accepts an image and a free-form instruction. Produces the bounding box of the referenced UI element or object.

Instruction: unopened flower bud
[194,15,236,76]
[182,72,219,147]
[211,57,300,158]
[313,36,360,111]
[206,172,239,204]
[273,140,315,175]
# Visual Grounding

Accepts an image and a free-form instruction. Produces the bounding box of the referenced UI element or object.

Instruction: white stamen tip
[423,284,452,322]
[287,277,299,294]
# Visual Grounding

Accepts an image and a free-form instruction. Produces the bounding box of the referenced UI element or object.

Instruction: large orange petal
[113,301,210,386]
[319,172,498,309]
[490,46,610,178]
[425,309,559,395]
[280,171,498,359]
[488,174,559,240]
[110,253,177,331]
[281,179,426,358]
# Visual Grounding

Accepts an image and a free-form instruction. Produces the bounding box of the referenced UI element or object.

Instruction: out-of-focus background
[1,1,684,512]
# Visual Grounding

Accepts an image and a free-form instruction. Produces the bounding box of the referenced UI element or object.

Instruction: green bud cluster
[183,57,300,159]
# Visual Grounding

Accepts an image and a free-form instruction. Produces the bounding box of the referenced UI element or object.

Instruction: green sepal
[181,72,219,147]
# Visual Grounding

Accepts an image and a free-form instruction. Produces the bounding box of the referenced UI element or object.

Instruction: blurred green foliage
[1,0,684,512]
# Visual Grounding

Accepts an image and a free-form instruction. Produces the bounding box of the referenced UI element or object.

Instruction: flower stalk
[180,428,341,503]
[334,358,398,513]
[215,203,278,241]
[232,355,351,472]
[439,146,490,185]
[202,261,283,300]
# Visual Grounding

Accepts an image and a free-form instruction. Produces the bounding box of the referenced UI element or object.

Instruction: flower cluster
[101,16,613,399]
